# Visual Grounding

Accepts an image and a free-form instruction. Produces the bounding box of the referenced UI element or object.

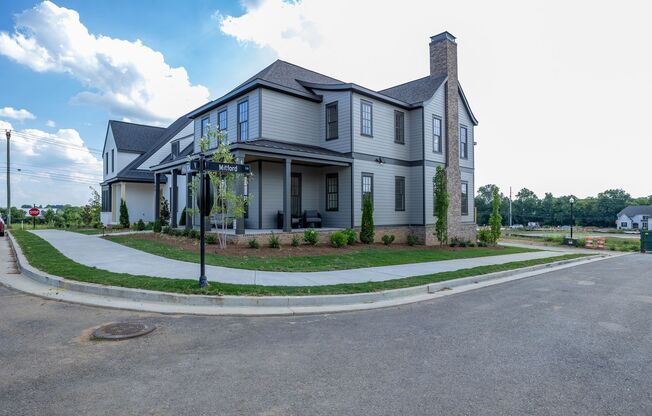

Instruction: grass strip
[11,230,591,296]
[105,234,538,272]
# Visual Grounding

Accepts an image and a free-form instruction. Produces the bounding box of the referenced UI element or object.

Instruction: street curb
[3,232,619,316]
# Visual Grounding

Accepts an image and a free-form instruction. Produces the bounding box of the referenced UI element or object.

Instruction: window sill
[394,141,405,145]
[360,134,374,138]
[325,209,339,212]
[325,136,339,141]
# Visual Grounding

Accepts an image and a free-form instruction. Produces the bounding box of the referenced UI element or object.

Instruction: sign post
[28,206,40,230]
[190,157,250,288]
[198,154,207,288]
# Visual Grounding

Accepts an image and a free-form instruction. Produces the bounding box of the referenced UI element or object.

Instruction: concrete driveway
[1,252,651,415]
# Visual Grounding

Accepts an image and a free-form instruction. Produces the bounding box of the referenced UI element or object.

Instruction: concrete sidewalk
[34,230,569,286]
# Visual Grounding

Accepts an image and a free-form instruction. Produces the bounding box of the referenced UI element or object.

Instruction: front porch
[152,139,354,235]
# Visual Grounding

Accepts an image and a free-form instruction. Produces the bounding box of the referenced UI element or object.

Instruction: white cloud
[0,118,103,206]
[219,0,652,197]
[0,107,35,120]
[45,120,56,127]
[0,1,210,125]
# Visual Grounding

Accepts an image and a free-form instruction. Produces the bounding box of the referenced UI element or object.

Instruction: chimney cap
[430,31,456,44]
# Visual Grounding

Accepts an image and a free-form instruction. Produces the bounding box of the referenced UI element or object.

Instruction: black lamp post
[569,197,575,240]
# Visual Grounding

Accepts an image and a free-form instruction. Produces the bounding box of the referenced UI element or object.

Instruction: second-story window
[218,109,228,141]
[238,99,249,141]
[105,152,108,175]
[433,116,442,153]
[360,100,373,137]
[460,125,468,159]
[326,102,338,140]
[394,111,404,144]
[111,149,114,173]
[200,116,210,139]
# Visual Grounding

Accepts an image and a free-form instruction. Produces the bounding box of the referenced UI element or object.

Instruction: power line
[0,162,102,180]
[0,171,99,186]
[0,131,104,155]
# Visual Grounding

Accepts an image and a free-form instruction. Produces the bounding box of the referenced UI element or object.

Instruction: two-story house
[104,31,478,244]
[100,115,193,226]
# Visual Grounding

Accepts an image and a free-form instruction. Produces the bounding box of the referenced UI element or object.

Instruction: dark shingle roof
[379,75,447,104]
[109,120,166,153]
[618,205,652,218]
[239,59,343,95]
[103,115,192,184]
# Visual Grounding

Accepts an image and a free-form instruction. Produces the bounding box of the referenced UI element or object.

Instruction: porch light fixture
[375,156,385,165]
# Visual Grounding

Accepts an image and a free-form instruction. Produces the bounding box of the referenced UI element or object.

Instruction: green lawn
[105,234,539,272]
[11,230,590,296]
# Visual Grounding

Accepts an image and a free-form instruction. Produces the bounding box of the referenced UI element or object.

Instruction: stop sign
[28,207,40,217]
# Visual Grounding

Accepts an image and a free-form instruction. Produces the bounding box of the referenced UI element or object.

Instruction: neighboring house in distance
[616,205,652,230]
[149,31,478,244]
[100,116,192,225]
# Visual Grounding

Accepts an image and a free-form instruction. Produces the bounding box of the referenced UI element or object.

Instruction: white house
[100,116,192,226]
[616,205,652,230]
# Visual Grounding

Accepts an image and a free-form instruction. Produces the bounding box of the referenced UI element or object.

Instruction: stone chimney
[429,31,464,240]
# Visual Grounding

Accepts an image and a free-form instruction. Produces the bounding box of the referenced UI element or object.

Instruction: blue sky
[0,0,650,207]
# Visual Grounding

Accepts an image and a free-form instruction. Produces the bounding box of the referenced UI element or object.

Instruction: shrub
[135,219,146,231]
[304,228,318,246]
[152,220,162,233]
[162,226,171,235]
[449,238,459,247]
[119,199,130,228]
[478,227,492,245]
[458,240,469,248]
[381,234,395,246]
[206,233,218,245]
[407,234,419,246]
[268,234,281,249]
[182,228,191,237]
[291,235,301,247]
[189,229,200,239]
[248,238,260,249]
[468,242,476,247]
[330,231,348,248]
[478,241,488,247]
[144,222,154,231]
[360,194,375,244]
[343,228,357,245]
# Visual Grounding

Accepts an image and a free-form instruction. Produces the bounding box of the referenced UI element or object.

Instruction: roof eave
[458,84,479,126]
[188,79,323,119]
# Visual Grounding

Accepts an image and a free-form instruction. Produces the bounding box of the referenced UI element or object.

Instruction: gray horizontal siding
[314,89,351,153]
[351,93,413,161]
[423,86,446,164]
[353,160,419,226]
[194,89,260,152]
[261,89,320,146]
[458,95,474,170]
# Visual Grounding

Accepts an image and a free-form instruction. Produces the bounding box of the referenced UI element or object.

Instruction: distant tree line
[1,187,102,228]
[475,186,650,228]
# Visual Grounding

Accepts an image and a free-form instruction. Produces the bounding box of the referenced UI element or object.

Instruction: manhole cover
[92,322,156,341]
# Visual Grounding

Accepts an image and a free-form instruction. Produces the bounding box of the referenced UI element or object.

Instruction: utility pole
[5,130,10,227]
[509,186,513,227]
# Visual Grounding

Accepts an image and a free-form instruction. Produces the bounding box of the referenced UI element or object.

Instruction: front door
[291,173,301,218]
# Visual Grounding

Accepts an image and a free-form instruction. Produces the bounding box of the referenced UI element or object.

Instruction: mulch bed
[116,232,478,258]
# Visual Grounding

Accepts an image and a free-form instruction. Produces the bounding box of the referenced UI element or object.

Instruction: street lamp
[569,197,575,240]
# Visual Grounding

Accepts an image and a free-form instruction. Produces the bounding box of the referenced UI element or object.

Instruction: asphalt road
[1,253,651,415]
